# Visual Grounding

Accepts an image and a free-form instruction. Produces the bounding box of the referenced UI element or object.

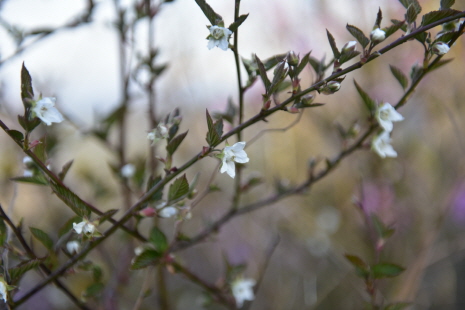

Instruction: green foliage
[213,97,237,125]
[50,182,92,218]
[58,160,74,181]
[326,29,340,59]
[149,227,168,252]
[339,50,361,65]
[195,0,223,26]
[205,109,223,146]
[146,175,163,203]
[389,65,408,90]
[405,4,419,24]
[346,25,369,48]
[440,0,455,10]
[228,14,249,33]
[421,9,461,27]
[21,62,34,107]
[7,129,23,143]
[58,215,81,237]
[131,249,161,270]
[168,174,189,202]
[166,131,188,155]
[383,21,405,39]
[372,262,405,278]
[9,259,42,284]
[374,8,383,29]
[255,54,271,93]
[0,218,6,246]
[354,80,376,117]
[30,227,54,251]
[344,254,370,279]
[10,175,48,186]
[428,59,453,72]
[294,51,311,77]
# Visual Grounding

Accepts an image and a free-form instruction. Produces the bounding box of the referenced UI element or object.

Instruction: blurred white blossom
[370,28,386,42]
[432,42,450,55]
[232,277,255,308]
[32,97,64,126]
[121,163,135,178]
[207,26,232,51]
[147,123,169,145]
[73,220,96,236]
[0,280,6,302]
[375,103,404,132]
[220,142,249,179]
[372,131,398,158]
[66,241,80,254]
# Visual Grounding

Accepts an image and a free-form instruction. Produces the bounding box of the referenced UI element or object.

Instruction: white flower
[134,246,144,256]
[220,142,250,179]
[66,241,80,254]
[32,97,64,126]
[232,277,255,308]
[0,280,6,302]
[23,156,33,165]
[432,42,450,55]
[370,28,386,43]
[159,206,178,218]
[207,26,233,51]
[375,103,404,132]
[121,163,135,178]
[73,220,96,235]
[372,131,398,158]
[147,123,169,145]
[342,41,357,52]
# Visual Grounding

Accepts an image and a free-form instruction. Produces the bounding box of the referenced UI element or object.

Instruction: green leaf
[295,51,311,77]
[383,21,405,39]
[213,97,237,125]
[354,80,376,117]
[384,302,412,310]
[405,4,418,24]
[413,31,428,43]
[421,9,461,27]
[371,215,395,239]
[269,60,288,95]
[428,58,453,72]
[255,54,271,93]
[228,14,248,33]
[146,175,163,202]
[389,65,408,90]
[345,254,370,278]
[10,175,48,186]
[0,218,7,246]
[58,215,81,237]
[7,130,24,142]
[168,174,189,202]
[399,0,421,14]
[374,8,383,29]
[308,56,324,75]
[92,265,103,282]
[339,50,361,64]
[205,109,221,146]
[263,54,287,70]
[326,29,340,59]
[21,62,34,107]
[434,31,458,44]
[58,160,73,181]
[33,137,47,162]
[82,282,104,299]
[166,131,188,155]
[131,249,161,270]
[195,0,223,25]
[372,262,405,278]
[9,259,41,284]
[30,227,54,251]
[346,24,370,48]
[149,227,168,252]
[410,65,424,85]
[440,0,455,9]
[50,182,91,218]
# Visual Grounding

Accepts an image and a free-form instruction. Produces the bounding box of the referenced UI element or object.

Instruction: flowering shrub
[0,0,464,309]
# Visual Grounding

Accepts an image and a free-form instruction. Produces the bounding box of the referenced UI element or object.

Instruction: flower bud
[287,51,299,66]
[320,81,341,95]
[341,41,357,52]
[432,42,450,55]
[370,28,386,43]
[301,94,315,105]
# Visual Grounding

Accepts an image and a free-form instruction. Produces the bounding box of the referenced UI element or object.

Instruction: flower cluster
[372,103,404,158]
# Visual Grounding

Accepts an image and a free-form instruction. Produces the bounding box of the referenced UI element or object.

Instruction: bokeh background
[0,0,465,309]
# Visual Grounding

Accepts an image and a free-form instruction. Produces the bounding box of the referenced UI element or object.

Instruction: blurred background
[0,0,465,309]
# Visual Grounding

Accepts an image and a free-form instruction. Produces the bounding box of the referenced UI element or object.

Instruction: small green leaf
[146,175,163,202]
[194,0,223,25]
[228,14,248,33]
[345,254,370,278]
[131,249,161,270]
[255,54,271,93]
[440,0,455,9]
[33,137,47,162]
[9,259,41,284]
[168,174,189,202]
[0,218,7,246]
[374,8,383,29]
[383,21,405,39]
[421,9,461,27]
[166,131,188,155]
[399,0,421,13]
[354,80,376,117]
[263,54,287,70]
[372,262,405,278]
[82,282,104,299]
[7,130,24,142]
[405,4,418,24]
[410,65,424,85]
[339,50,361,64]
[58,160,74,181]
[50,182,92,218]
[326,29,340,59]
[21,63,34,107]
[58,215,81,237]
[295,51,311,77]
[389,65,408,90]
[206,109,221,146]
[308,56,324,75]
[10,175,48,186]
[30,227,54,251]
[92,265,103,282]
[371,214,395,239]
[149,227,168,252]
[346,24,370,48]
[428,58,453,72]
